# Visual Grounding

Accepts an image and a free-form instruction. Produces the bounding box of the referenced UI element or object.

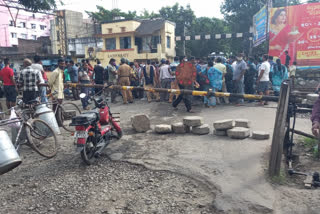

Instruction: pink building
[0,6,53,47]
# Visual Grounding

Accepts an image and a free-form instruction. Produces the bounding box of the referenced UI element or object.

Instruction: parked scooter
[70,89,122,165]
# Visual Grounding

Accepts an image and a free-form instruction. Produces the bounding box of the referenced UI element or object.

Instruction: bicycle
[0,107,58,158]
[21,94,82,133]
[46,93,82,132]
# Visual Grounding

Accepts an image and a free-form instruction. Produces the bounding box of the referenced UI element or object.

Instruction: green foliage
[86,6,137,22]
[303,137,318,148]
[271,168,286,184]
[17,0,60,11]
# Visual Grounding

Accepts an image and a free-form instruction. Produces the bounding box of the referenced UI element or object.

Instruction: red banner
[269,2,320,66]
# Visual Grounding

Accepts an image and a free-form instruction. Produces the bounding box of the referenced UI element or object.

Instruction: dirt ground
[1,98,320,214]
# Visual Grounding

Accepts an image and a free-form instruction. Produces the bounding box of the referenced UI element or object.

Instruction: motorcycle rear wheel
[80,139,97,165]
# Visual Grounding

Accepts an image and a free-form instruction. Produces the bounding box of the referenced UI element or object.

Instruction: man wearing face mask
[48,58,65,124]
[232,53,247,106]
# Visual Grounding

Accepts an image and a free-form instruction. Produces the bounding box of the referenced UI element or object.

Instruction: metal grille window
[31,24,36,29]
[11,33,17,38]
[31,35,37,40]
[40,25,46,30]
[106,38,116,50]
[57,31,60,41]
[20,22,26,28]
[9,20,14,26]
[166,36,171,48]
[20,33,27,39]
[120,37,131,49]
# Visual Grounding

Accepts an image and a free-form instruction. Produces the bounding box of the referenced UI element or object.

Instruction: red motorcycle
[70,90,122,165]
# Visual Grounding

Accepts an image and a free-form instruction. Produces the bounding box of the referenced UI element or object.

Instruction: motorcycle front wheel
[80,138,97,165]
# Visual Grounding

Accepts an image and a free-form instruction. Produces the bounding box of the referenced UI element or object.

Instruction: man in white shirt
[159,59,172,102]
[289,61,297,88]
[256,54,270,105]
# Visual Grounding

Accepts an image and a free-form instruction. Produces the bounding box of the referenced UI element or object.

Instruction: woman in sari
[201,61,223,108]
[272,59,288,96]
[269,8,300,64]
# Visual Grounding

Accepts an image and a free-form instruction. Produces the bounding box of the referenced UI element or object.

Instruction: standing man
[256,54,271,106]
[106,58,118,103]
[0,58,18,108]
[172,56,197,112]
[143,60,160,103]
[285,51,291,68]
[232,53,247,106]
[93,59,104,95]
[78,62,91,110]
[19,58,44,104]
[31,55,48,103]
[48,59,65,123]
[214,57,229,104]
[68,60,79,100]
[118,58,133,104]
[244,57,257,97]
[159,59,172,102]
[289,61,297,88]
[169,56,180,103]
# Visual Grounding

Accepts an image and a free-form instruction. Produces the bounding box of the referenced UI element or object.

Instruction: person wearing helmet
[118,58,133,104]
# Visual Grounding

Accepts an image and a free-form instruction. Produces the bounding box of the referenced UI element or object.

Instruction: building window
[11,33,17,38]
[31,24,36,29]
[20,22,26,28]
[108,28,112,34]
[40,25,46,30]
[151,36,161,49]
[20,33,27,39]
[120,36,131,49]
[106,38,116,50]
[166,36,171,48]
[31,35,37,40]
[9,20,14,26]
[57,31,60,41]
[120,27,126,32]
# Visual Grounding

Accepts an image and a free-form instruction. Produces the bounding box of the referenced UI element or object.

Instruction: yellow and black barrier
[39,83,280,102]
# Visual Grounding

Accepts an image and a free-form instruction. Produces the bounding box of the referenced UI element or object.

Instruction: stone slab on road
[214,119,234,131]
[252,131,270,140]
[227,127,250,139]
[155,125,172,134]
[214,129,227,136]
[172,123,187,134]
[192,124,210,135]
[183,116,203,127]
[131,114,150,133]
[235,119,251,128]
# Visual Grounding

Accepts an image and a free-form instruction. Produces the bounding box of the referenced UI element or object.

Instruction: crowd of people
[0,52,297,114]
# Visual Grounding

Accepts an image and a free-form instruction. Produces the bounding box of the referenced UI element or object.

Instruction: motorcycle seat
[70,111,100,126]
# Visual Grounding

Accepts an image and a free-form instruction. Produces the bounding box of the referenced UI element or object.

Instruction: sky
[58,0,224,19]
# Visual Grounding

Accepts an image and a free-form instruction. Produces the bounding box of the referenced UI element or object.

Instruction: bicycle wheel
[80,137,97,165]
[58,102,81,132]
[25,119,58,158]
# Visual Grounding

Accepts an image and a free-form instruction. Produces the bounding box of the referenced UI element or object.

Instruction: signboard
[269,2,320,66]
[253,6,268,47]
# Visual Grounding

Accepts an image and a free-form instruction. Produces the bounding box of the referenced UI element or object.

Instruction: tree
[87,6,137,22]
[17,0,61,11]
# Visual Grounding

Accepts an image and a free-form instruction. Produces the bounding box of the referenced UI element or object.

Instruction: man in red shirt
[0,58,18,108]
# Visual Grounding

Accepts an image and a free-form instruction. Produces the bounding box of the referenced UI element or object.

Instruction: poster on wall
[253,6,268,47]
[269,2,320,66]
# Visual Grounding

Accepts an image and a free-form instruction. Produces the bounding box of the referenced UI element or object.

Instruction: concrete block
[307,93,319,103]
[131,114,150,133]
[183,116,203,127]
[213,119,234,131]
[252,131,270,140]
[155,124,172,134]
[192,124,210,135]
[214,129,227,136]
[227,127,250,139]
[172,123,187,134]
[235,119,251,128]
